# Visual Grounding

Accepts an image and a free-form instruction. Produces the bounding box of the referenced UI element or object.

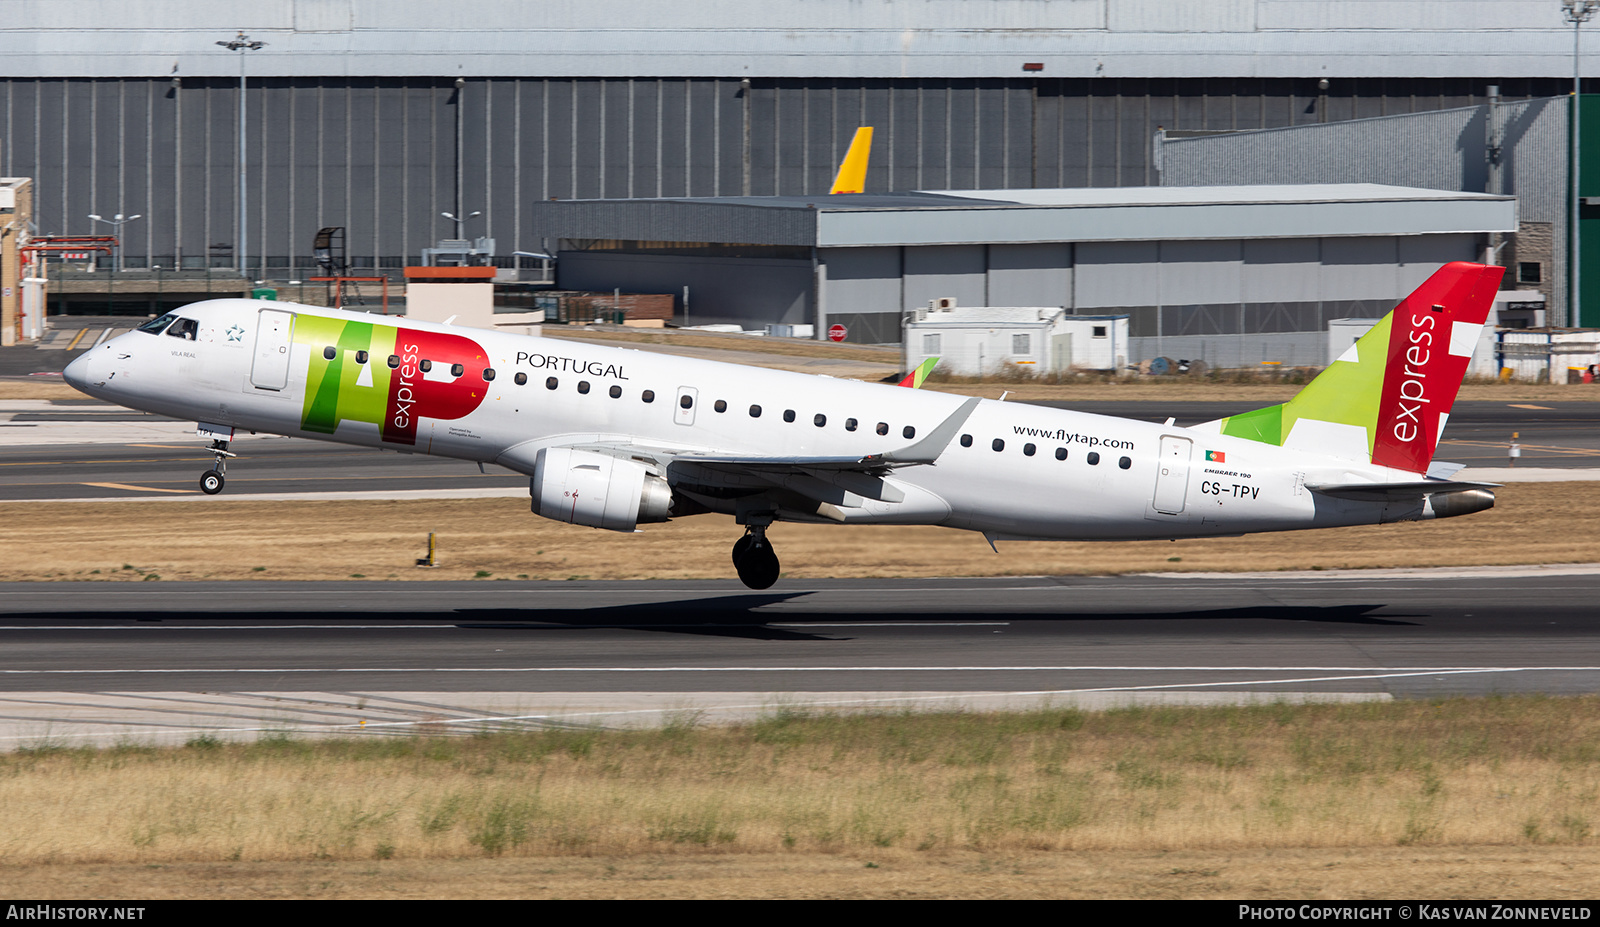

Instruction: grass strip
[3,481,1596,583]
[4,697,1599,866]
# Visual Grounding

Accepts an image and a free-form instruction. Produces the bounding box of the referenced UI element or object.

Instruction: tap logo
[297,317,489,446]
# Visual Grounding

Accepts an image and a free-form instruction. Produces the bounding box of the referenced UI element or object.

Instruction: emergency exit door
[1152,435,1192,515]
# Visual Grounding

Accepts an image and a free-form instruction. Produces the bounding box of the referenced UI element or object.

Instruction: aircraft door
[1152,435,1193,515]
[674,386,698,426]
[250,308,295,391]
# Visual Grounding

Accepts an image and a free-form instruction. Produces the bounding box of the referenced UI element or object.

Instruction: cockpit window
[136,313,179,335]
[165,318,199,341]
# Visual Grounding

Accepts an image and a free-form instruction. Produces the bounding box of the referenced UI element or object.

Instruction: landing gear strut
[200,439,235,495]
[731,525,780,589]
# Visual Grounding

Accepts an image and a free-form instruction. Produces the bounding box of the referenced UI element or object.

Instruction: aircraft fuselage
[64,298,1429,543]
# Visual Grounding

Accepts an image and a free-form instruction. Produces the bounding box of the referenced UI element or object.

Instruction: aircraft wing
[673,397,980,472]
[546,397,981,512]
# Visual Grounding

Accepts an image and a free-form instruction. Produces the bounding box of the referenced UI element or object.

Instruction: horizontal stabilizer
[1305,479,1499,501]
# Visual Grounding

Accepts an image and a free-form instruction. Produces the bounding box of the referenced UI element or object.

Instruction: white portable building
[903,303,1128,376]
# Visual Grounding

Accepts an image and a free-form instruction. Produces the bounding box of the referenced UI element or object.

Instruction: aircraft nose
[62,348,94,392]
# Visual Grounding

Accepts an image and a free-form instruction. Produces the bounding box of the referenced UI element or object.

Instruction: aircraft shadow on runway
[7,598,1420,640]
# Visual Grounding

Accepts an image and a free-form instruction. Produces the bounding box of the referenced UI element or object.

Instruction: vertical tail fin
[829,127,873,195]
[1202,261,1505,473]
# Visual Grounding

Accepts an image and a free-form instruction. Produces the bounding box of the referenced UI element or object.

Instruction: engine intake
[530,447,672,532]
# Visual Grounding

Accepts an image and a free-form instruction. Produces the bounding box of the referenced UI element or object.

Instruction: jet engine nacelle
[530,446,673,532]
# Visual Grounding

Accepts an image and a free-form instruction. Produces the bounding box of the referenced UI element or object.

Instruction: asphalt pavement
[0,567,1595,747]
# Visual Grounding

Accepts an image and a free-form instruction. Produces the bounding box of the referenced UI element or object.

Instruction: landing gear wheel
[200,437,235,496]
[732,534,780,590]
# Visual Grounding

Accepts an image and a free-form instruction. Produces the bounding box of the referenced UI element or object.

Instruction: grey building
[0,1,1590,292]
[1158,96,1575,323]
[539,184,1515,360]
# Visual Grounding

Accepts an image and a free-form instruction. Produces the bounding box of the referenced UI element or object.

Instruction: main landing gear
[200,439,236,495]
[731,525,780,590]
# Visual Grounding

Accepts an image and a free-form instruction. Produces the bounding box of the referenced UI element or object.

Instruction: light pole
[440,211,481,238]
[87,213,142,273]
[216,31,266,277]
[1565,1,1598,327]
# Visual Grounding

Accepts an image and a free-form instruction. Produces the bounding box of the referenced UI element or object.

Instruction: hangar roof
[7,1,1598,79]
[532,184,1516,249]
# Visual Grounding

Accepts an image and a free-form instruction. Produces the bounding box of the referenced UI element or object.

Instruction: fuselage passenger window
[356,350,369,364]
[814,413,826,427]
[1055,447,1068,461]
[876,423,889,436]
[783,410,796,423]
[322,345,336,360]
[1087,451,1101,466]
[992,438,1005,452]
[578,381,590,394]
[1024,443,1036,456]
[714,400,727,413]
[420,359,433,373]
[960,434,972,447]
[387,355,400,369]
[451,363,465,377]
[749,404,762,418]
[903,425,916,440]
[514,372,527,386]
[610,385,622,398]
[1118,456,1131,469]
[846,418,858,432]
[642,390,655,403]
[546,377,559,390]
[679,393,693,408]
[483,368,496,381]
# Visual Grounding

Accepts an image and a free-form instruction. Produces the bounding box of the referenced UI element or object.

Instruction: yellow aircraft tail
[829,127,873,194]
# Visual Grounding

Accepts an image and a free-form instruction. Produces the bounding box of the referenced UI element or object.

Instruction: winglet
[829,127,873,195]
[882,397,980,465]
[898,356,939,388]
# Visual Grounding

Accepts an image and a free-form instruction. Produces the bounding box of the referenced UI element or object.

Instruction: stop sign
[828,323,847,343]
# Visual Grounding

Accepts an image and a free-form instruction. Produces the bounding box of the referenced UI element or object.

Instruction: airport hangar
[535,184,1516,363]
[0,0,1587,303]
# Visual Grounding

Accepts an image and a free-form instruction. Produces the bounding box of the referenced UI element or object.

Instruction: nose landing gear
[200,439,236,495]
[731,525,780,589]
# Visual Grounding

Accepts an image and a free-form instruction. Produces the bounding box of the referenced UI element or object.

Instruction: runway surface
[0,568,1596,747]
[2,398,1596,501]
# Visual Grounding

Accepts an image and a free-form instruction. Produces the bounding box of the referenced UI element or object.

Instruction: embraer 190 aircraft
[63,261,1504,589]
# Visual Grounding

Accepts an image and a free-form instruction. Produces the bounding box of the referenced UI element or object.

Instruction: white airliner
[63,261,1503,589]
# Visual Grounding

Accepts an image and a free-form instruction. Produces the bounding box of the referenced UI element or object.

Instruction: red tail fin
[1370,262,1503,472]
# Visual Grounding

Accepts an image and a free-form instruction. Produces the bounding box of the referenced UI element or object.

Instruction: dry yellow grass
[3,481,1597,583]
[3,700,1600,889]
[0,380,81,400]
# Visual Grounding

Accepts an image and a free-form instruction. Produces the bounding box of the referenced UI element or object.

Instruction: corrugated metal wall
[0,75,1557,277]
[1159,96,1570,322]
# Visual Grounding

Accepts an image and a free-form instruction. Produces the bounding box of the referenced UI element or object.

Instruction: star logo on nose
[225,325,244,342]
